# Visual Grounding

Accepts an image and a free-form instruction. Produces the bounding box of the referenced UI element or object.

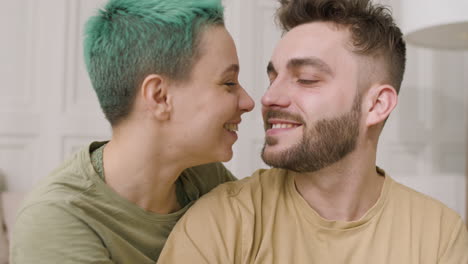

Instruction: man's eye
[225,82,238,86]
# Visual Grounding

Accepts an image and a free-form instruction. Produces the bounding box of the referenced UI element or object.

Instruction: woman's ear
[365,84,398,127]
[141,74,173,121]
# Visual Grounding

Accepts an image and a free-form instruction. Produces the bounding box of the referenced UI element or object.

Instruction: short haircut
[276,0,406,93]
[84,0,224,126]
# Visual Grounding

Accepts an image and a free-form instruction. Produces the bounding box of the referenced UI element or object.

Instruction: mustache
[263,109,305,124]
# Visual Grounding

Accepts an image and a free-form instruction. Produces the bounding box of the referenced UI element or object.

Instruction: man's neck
[292,152,384,222]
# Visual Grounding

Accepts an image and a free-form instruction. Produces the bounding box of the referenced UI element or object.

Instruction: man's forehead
[271,22,351,66]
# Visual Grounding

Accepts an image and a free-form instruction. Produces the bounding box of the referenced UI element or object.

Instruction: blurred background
[0,0,466,221]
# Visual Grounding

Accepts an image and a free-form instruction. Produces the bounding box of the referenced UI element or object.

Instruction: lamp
[401,0,468,50]
[400,0,468,224]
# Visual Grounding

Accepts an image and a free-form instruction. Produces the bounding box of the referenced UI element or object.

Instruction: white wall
[388,1,468,221]
[0,0,466,220]
[0,0,110,192]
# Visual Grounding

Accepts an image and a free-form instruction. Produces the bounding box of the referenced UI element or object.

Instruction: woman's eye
[298,79,318,85]
[224,82,238,92]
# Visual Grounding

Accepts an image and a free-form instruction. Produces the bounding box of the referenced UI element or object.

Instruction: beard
[261,95,361,173]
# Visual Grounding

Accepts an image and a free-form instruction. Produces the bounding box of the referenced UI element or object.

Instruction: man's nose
[261,78,291,108]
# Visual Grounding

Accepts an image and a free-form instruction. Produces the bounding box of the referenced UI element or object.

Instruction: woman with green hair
[11,0,254,263]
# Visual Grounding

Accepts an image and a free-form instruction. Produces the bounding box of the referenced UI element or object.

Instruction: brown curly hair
[276,0,406,93]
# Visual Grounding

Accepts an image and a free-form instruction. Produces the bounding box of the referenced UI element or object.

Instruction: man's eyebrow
[287,57,334,76]
[267,62,276,75]
[222,64,240,75]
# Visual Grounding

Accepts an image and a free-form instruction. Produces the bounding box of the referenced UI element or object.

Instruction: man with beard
[157,0,468,263]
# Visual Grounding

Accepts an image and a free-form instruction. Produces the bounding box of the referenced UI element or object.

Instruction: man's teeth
[224,123,238,132]
[271,123,297,129]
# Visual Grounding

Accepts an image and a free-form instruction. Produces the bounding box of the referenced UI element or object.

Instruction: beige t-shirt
[158,168,468,264]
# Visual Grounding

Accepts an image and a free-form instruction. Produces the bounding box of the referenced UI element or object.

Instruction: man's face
[261,22,363,172]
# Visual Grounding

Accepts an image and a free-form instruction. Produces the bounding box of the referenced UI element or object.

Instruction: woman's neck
[102,133,189,214]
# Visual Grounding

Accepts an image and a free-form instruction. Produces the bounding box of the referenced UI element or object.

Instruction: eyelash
[225,82,238,92]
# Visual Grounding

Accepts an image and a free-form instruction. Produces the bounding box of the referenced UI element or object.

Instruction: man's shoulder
[159,170,289,263]
[184,168,287,216]
[208,168,287,198]
[389,178,463,223]
[164,168,289,254]
[389,179,468,261]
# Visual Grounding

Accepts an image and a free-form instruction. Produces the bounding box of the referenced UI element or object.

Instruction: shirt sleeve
[157,186,243,264]
[438,217,468,264]
[10,202,115,264]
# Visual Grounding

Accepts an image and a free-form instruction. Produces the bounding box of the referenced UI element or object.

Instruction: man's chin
[264,135,278,146]
[265,134,301,150]
[261,147,285,168]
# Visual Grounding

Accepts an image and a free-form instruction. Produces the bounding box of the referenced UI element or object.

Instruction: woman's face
[170,26,254,164]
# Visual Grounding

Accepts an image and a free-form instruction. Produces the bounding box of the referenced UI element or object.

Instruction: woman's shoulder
[180,162,236,197]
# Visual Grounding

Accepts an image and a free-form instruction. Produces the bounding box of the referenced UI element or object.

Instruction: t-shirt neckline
[287,167,393,230]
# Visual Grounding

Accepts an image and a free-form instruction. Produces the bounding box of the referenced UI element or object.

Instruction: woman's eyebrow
[221,64,240,75]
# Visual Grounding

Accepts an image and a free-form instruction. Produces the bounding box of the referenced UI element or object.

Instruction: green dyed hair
[84,0,224,126]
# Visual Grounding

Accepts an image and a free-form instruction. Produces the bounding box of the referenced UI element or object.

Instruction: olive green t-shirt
[10,142,236,264]
[158,168,468,264]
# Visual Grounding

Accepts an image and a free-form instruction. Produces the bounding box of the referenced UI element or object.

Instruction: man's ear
[141,74,173,121]
[365,84,398,127]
